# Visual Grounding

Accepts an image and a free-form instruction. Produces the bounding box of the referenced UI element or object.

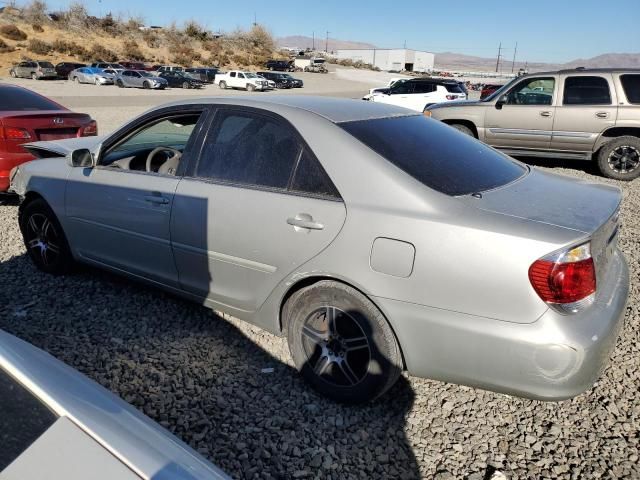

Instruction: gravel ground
[1,164,638,478]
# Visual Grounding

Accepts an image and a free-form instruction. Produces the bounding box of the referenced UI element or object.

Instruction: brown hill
[277,35,376,52]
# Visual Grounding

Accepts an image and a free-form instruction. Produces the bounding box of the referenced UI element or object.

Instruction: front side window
[230,72,236,78]
[340,115,526,196]
[195,111,301,190]
[620,74,640,104]
[504,77,555,105]
[563,76,611,105]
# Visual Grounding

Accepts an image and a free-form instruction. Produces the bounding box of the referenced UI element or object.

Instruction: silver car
[9,60,57,80]
[10,97,629,404]
[68,67,114,85]
[0,329,229,478]
[116,70,168,90]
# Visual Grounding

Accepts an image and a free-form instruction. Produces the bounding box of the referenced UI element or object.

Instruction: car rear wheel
[19,199,73,275]
[219,81,227,89]
[116,79,124,88]
[74,76,80,83]
[450,123,475,137]
[597,136,640,180]
[143,81,150,89]
[10,70,16,78]
[182,81,190,89]
[31,73,38,80]
[285,280,403,404]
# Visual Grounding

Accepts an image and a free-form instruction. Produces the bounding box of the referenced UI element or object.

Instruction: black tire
[19,199,73,275]
[450,123,475,137]
[218,80,227,89]
[143,81,150,89]
[247,83,255,92]
[182,81,190,89]
[285,280,402,404]
[117,79,124,88]
[596,136,640,180]
[10,70,16,78]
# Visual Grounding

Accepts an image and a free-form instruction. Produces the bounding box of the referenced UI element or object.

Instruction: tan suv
[425,68,640,180]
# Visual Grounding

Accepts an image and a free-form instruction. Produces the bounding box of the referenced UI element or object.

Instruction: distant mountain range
[277,36,640,72]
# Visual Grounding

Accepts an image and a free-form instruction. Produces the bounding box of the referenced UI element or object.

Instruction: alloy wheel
[608,145,640,174]
[300,306,371,387]
[24,213,61,267]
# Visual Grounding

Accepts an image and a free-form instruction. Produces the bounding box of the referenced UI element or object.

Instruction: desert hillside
[0,2,282,71]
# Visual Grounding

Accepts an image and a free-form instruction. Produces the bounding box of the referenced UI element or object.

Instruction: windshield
[245,73,259,78]
[340,115,526,196]
[139,71,155,77]
[482,78,517,102]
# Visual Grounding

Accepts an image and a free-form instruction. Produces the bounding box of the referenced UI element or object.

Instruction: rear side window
[563,76,611,105]
[290,149,340,199]
[0,87,60,111]
[443,83,464,93]
[196,111,301,190]
[340,115,526,196]
[620,74,640,104]
[413,83,434,93]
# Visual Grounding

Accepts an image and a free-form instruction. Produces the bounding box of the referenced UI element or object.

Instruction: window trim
[562,75,612,106]
[185,105,343,202]
[502,76,556,106]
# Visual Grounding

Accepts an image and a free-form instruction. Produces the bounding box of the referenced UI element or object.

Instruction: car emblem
[53,117,64,125]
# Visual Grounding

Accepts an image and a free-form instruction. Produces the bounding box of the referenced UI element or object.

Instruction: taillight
[1,127,31,140]
[82,120,98,136]
[529,242,596,313]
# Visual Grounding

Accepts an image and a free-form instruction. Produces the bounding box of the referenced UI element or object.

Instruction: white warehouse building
[334,48,435,72]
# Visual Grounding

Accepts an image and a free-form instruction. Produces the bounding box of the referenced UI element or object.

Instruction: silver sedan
[115,70,168,89]
[10,97,629,404]
[68,67,114,85]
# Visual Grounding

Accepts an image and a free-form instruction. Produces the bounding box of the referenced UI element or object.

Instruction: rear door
[550,74,618,152]
[171,106,346,313]
[484,75,557,149]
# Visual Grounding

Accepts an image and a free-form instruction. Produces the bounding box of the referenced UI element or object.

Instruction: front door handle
[540,111,552,117]
[595,112,609,119]
[287,213,324,231]
[144,194,169,205]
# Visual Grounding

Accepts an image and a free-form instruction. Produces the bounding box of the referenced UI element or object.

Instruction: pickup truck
[214,70,270,91]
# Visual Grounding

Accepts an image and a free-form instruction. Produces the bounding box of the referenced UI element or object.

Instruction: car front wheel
[597,136,640,180]
[19,199,73,275]
[285,280,403,404]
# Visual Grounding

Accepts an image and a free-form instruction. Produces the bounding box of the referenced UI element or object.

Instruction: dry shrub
[141,29,160,48]
[61,2,89,29]
[22,0,49,24]
[88,43,118,62]
[27,38,51,54]
[0,38,15,53]
[124,16,144,32]
[122,39,146,61]
[184,20,208,41]
[0,24,28,41]
[169,43,200,66]
[32,23,44,33]
[100,13,118,34]
[51,38,86,56]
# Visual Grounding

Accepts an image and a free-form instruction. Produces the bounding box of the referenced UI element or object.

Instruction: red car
[0,84,97,192]
[480,84,503,100]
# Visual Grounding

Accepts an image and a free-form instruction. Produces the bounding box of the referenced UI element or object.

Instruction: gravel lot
[0,75,638,479]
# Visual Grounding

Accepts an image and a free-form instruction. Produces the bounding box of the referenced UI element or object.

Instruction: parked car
[155,65,184,73]
[0,84,96,192]
[0,329,230,479]
[214,71,270,91]
[363,77,407,99]
[480,83,504,100]
[90,62,125,70]
[9,60,57,80]
[281,73,304,88]
[426,68,640,180]
[303,58,328,73]
[159,71,204,89]
[185,67,218,83]
[68,67,114,85]
[119,60,147,70]
[102,67,124,77]
[11,97,628,404]
[54,61,86,79]
[257,71,294,88]
[115,70,168,89]
[265,59,295,71]
[367,78,467,111]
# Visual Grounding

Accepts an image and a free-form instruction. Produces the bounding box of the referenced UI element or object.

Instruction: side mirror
[69,149,94,168]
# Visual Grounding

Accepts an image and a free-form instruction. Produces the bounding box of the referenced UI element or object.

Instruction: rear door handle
[287,214,324,231]
[144,194,169,205]
[540,111,552,117]
[595,112,609,118]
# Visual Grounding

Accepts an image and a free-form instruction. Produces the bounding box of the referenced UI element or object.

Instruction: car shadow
[0,252,420,479]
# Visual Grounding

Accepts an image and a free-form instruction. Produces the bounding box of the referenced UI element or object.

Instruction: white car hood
[22,135,106,158]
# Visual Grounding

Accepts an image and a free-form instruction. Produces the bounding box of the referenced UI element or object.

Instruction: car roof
[524,67,640,76]
[160,96,417,123]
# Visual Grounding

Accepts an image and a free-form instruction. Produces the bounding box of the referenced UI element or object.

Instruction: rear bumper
[0,152,35,191]
[375,249,629,401]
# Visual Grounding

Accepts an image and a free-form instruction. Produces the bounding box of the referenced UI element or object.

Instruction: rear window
[0,87,60,111]
[340,115,526,196]
[620,74,640,104]
[38,62,54,68]
[443,83,464,93]
[0,369,58,470]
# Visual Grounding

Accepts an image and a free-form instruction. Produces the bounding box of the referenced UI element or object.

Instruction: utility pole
[511,42,518,73]
[253,12,257,26]
[312,31,315,51]
[495,42,502,73]
[325,31,330,53]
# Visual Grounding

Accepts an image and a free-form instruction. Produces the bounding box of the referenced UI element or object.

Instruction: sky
[38,0,640,63]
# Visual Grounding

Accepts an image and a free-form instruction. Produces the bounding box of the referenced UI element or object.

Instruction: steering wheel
[146,147,182,173]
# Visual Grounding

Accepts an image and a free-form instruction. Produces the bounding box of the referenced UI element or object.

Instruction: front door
[550,74,618,152]
[64,108,209,287]
[171,107,346,318]
[484,76,557,150]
